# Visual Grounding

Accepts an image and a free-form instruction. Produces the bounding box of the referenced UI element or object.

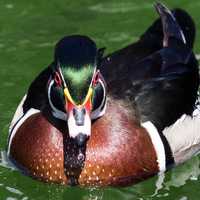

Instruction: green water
[1,0,200,199]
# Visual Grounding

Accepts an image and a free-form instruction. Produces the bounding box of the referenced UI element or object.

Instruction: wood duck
[7,3,200,186]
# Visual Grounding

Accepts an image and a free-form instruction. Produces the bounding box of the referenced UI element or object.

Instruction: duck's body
[7,3,200,186]
[100,7,199,132]
[9,99,160,186]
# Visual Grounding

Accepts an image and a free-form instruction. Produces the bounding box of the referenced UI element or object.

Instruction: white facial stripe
[68,111,91,138]
[99,78,106,103]
[48,80,67,121]
[58,66,67,88]
[91,78,107,120]
[89,68,97,88]
[91,99,107,120]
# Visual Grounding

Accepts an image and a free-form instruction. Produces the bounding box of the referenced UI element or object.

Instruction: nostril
[74,133,88,147]
[73,108,85,126]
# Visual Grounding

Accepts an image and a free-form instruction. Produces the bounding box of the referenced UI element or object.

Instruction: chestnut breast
[9,99,159,186]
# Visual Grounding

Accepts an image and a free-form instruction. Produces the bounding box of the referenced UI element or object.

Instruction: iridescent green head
[48,35,106,146]
[60,64,94,104]
[54,35,98,105]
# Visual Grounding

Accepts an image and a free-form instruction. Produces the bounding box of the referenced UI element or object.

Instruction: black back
[100,5,199,132]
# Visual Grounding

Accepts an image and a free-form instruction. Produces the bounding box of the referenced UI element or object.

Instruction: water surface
[1,0,200,199]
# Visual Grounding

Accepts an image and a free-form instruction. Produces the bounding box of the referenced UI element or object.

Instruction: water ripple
[5,4,14,9]
[35,42,55,48]
[0,151,17,170]
[6,197,18,200]
[88,2,152,13]
[6,186,23,196]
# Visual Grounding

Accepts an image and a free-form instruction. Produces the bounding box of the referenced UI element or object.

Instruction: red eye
[54,72,62,87]
[92,70,100,86]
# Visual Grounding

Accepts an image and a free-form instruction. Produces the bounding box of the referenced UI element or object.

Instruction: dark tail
[172,8,195,48]
[141,3,196,49]
[155,2,187,47]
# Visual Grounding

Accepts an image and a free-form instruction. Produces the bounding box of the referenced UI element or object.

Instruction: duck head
[47,35,106,147]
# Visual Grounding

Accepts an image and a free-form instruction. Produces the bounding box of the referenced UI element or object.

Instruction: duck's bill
[67,105,91,146]
[67,107,91,135]
[64,87,93,146]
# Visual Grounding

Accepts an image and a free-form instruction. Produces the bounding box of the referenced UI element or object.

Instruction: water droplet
[77,152,85,162]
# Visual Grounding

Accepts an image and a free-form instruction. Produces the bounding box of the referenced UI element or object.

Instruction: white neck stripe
[48,80,67,121]
[142,121,166,172]
[91,78,107,120]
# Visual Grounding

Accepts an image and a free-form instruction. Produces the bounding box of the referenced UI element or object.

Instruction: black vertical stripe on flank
[159,131,174,168]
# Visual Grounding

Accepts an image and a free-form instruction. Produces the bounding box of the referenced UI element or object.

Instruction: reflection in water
[165,156,200,189]
[109,156,200,200]
[5,186,23,196]
[85,187,104,200]
[0,0,200,199]
[5,4,14,9]
[0,149,200,200]
[88,2,152,13]
[0,151,17,170]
